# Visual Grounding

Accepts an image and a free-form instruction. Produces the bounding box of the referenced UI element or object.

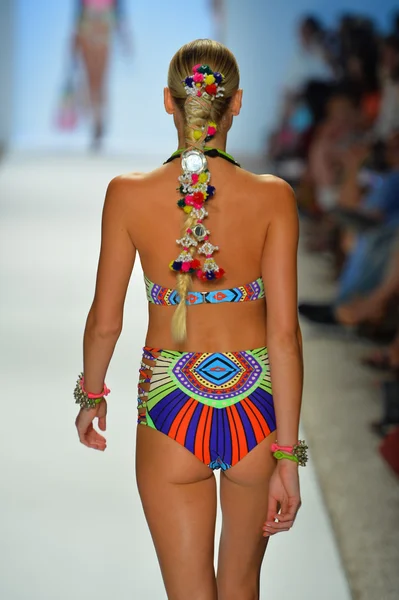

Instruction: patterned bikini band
[144,274,265,306]
[137,346,275,470]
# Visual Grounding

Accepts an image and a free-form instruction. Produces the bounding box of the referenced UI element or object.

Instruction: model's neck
[176,132,228,152]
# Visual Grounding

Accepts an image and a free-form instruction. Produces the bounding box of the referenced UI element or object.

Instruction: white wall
[0,0,13,150]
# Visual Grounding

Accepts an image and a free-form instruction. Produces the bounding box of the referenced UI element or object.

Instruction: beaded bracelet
[74,372,110,410]
[271,440,309,467]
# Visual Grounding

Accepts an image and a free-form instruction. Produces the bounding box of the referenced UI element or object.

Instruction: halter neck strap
[164,147,241,167]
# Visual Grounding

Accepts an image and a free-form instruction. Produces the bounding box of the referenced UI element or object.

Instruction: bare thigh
[217,430,278,600]
[136,425,218,600]
[77,33,109,100]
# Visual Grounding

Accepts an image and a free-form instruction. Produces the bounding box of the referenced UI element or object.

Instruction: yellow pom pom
[205,74,215,85]
[169,260,175,270]
[208,121,217,128]
[199,172,208,183]
[183,206,193,213]
[193,130,202,141]
[196,82,202,88]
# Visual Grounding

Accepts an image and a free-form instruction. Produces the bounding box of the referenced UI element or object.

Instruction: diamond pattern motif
[196,355,241,384]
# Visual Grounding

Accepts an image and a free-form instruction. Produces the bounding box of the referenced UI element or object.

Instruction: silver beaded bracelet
[74,372,110,410]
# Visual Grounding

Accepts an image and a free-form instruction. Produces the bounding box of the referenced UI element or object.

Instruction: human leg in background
[76,23,110,150]
[299,227,398,324]
[336,235,399,326]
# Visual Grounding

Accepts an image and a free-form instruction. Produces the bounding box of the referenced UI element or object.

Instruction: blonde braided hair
[167,40,240,343]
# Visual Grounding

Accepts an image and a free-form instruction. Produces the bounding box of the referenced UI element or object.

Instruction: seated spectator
[268,15,334,165]
[337,233,399,327]
[374,35,399,142]
[299,132,399,324]
[307,84,363,211]
[339,18,380,127]
[284,15,334,95]
[363,329,399,372]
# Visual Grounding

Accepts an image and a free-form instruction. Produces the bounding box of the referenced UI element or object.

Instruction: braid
[171,95,214,343]
[167,40,240,344]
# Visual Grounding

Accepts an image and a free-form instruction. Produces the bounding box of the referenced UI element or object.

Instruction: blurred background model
[210,0,226,43]
[69,0,129,149]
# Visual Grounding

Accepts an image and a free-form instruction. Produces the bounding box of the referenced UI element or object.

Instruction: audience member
[268,12,399,448]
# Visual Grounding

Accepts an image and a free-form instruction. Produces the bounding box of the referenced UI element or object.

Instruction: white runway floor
[0,153,352,600]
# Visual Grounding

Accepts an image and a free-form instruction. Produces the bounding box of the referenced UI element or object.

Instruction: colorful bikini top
[144,273,265,306]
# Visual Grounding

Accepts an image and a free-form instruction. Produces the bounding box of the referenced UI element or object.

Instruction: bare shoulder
[242,170,297,214]
[106,165,166,193]
[258,174,295,201]
[103,170,155,207]
[98,174,143,224]
[259,176,298,236]
[106,171,145,193]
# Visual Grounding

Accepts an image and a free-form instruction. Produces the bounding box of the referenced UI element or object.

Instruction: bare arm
[83,176,137,394]
[338,165,362,208]
[261,178,303,447]
[338,144,370,209]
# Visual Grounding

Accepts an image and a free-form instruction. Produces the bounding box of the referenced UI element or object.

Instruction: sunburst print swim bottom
[137,346,276,471]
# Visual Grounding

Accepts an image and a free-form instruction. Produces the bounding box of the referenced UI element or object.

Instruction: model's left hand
[75,400,107,451]
[263,460,301,536]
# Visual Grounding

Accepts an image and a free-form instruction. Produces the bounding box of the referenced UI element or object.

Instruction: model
[210,0,226,44]
[73,0,125,148]
[74,39,307,600]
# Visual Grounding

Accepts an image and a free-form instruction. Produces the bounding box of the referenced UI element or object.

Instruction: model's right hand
[263,460,301,536]
[75,400,107,451]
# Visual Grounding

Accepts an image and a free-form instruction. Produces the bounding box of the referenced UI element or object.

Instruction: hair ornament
[169,63,227,285]
[183,64,225,99]
[191,121,219,142]
[170,145,225,281]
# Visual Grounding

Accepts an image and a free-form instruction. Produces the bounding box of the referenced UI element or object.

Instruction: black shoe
[298,302,337,325]
[370,382,399,437]
[90,122,104,152]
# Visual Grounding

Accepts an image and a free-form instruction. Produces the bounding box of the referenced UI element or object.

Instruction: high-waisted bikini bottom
[137,346,276,471]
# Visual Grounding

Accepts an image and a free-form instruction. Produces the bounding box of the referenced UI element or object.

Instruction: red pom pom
[205,84,217,95]
[215,268,225,279]
[196,269,208,281]
[191,259,201,269]
[192,191,204,203]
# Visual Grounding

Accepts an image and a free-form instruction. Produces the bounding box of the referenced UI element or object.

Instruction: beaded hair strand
[167,40,240,343]
[170,92,214,342]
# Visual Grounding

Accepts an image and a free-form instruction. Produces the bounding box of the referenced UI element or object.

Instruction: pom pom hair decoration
[183,64,225,99]
[170,66,226,288]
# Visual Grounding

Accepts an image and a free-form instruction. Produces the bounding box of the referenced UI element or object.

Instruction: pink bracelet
[81,376,110,399]
[271,442,298,453]
[271,440,309,466]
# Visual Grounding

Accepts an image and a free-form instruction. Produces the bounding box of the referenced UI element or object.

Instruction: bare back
[123,156,283,352]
